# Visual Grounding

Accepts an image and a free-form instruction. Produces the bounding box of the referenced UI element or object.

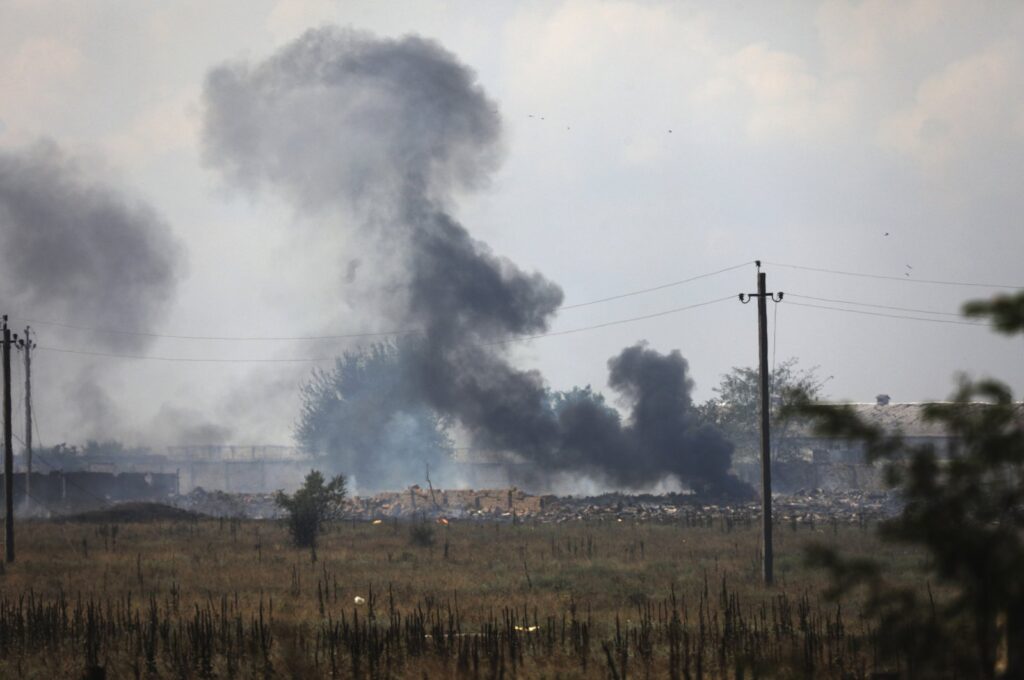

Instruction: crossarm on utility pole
[738,262,783,586]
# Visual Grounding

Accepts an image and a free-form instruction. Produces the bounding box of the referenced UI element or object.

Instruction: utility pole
[739,262,783,586]
[19,328,34,512]
[2,317,15,563]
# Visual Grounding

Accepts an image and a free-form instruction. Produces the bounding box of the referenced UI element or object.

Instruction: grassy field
[0,514,926,678]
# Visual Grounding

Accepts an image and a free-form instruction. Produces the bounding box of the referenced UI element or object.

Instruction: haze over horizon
[1,0,1023,452]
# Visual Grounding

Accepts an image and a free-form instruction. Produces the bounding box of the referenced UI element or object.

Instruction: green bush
[275,470,347,549]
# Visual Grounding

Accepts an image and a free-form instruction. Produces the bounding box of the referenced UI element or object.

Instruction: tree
[788,297,1024,678]
[963,291,1024,334]
[295,341,453,491]
[275,470,347,550]
[548,385,615,416]
[697,358,826,463]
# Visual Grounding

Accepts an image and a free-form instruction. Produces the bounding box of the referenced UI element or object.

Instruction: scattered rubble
[168,485,902,523]
[173,487,281,518]
[346,485,542,520]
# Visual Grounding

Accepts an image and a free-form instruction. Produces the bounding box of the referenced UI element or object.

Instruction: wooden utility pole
[739,262,782,586]
[2,317,14,562]
[21,328,34,511]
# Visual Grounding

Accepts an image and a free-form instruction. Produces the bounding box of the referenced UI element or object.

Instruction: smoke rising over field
[0,141,184,439]
[0,141,183,353]
[203,27,748,496]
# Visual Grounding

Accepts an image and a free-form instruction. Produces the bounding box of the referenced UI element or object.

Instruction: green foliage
[963,291,1024,334]
[548,384,619,420]
[789,296,1024,678]
[295,340,453,489]
[275,470,347,549]
[697,358,825,462]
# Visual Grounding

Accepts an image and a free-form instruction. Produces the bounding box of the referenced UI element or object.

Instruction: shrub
[275,470,347,549]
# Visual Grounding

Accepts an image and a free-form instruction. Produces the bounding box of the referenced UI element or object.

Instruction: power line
[35,346,336,363]
[787,293,966,318]
[6,261,754,341]
[7,317,419,342]
[5,432,71,514]
[766,261,1023,290]
[5,260,1015,346]
[785,300,988,327]
[558,261,752,310]
[24,393,111,505]
[34,294,738,361]
[489,295,736,345]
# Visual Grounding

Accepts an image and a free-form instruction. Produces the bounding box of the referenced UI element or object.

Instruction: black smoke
[604,344,747,496]
[202,27,749,497]
[0,141,184,440]
[0,141,183,353]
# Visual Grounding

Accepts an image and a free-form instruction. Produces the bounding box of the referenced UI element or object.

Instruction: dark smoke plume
[0,141,183,353]
[0,140,184,443]
[203,27,749,496]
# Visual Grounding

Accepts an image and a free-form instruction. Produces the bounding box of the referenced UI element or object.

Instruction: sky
[1,0,1023,449]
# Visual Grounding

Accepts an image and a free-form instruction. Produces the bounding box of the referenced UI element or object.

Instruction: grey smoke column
[0,141,183,353]
[202,28,503,214]
[203,27,748,496]
[607,344,742,494]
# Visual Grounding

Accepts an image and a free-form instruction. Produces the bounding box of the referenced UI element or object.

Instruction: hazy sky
[2,0,1023,447]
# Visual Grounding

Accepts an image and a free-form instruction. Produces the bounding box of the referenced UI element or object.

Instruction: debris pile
[344,487,901,524]
[773,488,902,525]
[346,486,543,519]
[169,486,901,523]
[174,487,281,518]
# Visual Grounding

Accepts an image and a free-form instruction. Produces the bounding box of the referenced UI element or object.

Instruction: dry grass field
[0,514,926,678]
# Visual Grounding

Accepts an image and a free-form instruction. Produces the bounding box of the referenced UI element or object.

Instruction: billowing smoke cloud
[0,141,183,353]
[604,344,743,495]
[0,140,184,442]
[203,27,749,496]
[151,405,234,447]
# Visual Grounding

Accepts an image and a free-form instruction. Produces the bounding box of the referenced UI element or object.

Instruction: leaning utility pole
[21,328,34,511]
[2,317,14,562]
[739,262,782,586]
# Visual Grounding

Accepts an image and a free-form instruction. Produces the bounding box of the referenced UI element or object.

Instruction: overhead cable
[9,319,419,342]
[558,261,753,310]
[490,295,736,345]
[766,261,1023,290]
[7,261,754,341]
[35,294,737,362]
[35,346,336,363]
[786,293,965,318]
[785,301,988,327]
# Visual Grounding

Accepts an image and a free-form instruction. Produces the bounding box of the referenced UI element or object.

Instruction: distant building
[21,443,318,494]
[735,397,1024,492]
[165,445,315,493]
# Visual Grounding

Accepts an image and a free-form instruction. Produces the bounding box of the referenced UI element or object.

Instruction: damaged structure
[733,397,1024,493]
[9,444,315,499]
